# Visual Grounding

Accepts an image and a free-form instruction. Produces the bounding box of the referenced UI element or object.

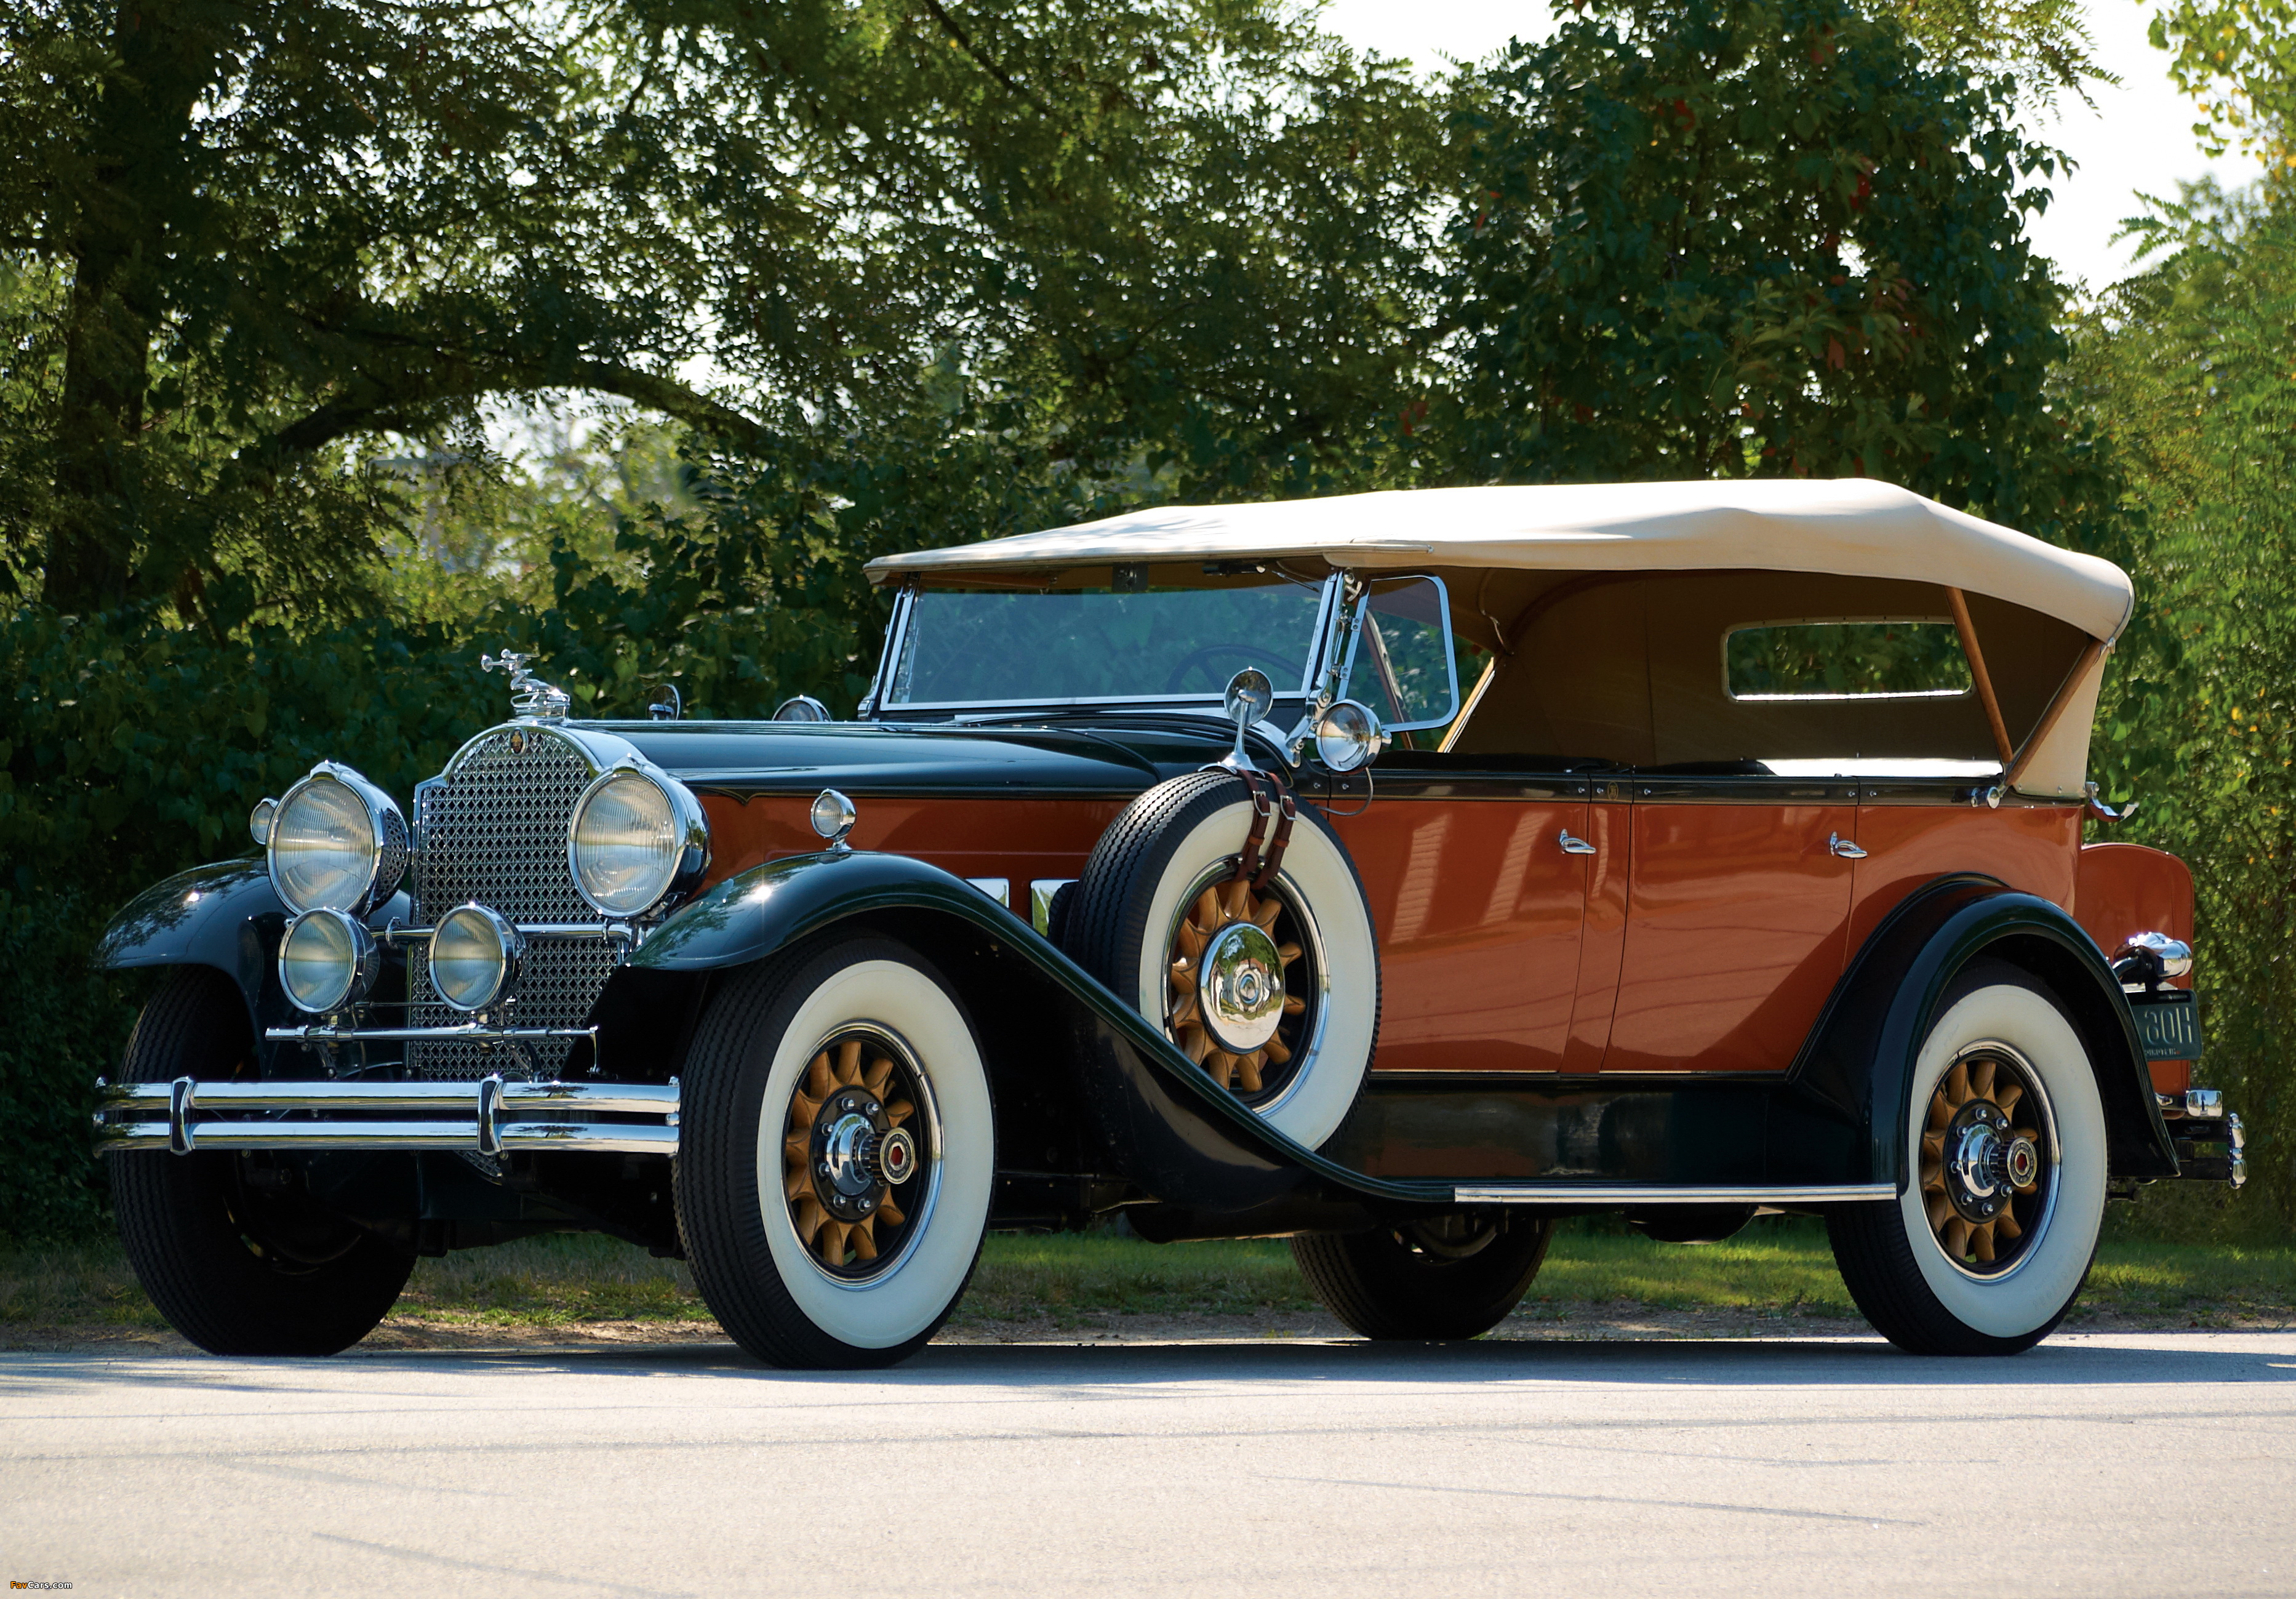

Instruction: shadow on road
[12,1329,2288,1400]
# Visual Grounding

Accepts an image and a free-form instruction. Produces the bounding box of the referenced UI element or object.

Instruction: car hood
[588,718,1247,798]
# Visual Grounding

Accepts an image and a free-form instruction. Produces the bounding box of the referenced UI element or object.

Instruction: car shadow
[6,1330,2293,1400]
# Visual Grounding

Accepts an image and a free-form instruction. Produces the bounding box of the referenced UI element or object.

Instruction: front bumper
[94,1076,679,1157]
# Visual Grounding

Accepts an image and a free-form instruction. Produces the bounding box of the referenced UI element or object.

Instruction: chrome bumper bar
[93,1076,678,1156]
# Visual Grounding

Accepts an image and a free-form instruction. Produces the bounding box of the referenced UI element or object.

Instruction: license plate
[2130,992,2202,1061]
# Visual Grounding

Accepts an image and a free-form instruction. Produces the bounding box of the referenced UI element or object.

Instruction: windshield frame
[860,572,1350,719]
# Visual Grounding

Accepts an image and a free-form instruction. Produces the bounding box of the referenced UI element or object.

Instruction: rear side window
[1725,620,1972,700]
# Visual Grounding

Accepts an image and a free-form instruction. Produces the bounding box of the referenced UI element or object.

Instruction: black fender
[97,857,412,1051]
[1777,875,2178,1190]
[624,850,1449,1214]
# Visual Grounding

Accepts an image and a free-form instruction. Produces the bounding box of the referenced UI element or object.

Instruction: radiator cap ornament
[481,649,572,722]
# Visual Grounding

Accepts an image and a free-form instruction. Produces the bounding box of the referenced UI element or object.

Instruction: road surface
[4,1331,2292,1597]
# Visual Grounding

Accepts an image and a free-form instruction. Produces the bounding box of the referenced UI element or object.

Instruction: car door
[1598,772,1858,1074]
[1331,771,1594,1073]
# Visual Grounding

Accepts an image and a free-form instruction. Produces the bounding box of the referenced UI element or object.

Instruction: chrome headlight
[567,764,707,917]
[1314,699,1386,774]
[267,763,407,915]
[430,904,523,1012]
[278,909,380,1014]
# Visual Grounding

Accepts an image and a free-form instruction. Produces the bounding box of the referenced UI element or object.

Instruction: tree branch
[913,0,1054,119]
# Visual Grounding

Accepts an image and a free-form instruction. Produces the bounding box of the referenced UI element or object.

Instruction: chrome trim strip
[1450,1182,1897,1204]
[380,922,638,946]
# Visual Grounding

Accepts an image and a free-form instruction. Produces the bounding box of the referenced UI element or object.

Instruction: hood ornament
[481,649,572,722]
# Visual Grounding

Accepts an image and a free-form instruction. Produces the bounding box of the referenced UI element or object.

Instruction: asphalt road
[4,1331,2292,1598]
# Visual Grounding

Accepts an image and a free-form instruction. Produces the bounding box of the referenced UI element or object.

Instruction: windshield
[884,576,1326,709]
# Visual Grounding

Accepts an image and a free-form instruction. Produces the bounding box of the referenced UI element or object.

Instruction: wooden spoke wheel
[1164,871,1315,1103]
[1918,1048,2052,1274]
[781,1030,931,1279]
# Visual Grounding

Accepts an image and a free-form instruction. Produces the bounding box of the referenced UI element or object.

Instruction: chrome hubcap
[1199,921,1285,1052]
[1919,1046,2053,1273]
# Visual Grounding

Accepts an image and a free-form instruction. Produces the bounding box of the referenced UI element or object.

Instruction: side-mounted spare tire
[1060,769,1380,1149]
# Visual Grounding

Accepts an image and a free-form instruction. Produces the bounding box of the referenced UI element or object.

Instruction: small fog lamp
[278,908,380,1014]
[1314,699,1385,774]
[430,904,524,1013]
[249,796,278,848]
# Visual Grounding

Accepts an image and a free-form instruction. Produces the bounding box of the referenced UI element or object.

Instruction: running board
[1450,1182,1897,1205]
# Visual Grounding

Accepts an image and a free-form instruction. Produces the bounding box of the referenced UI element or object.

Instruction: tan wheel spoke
[878,1196,906,1227]
[1928,1094,1954,1131]
[796,1196,826,1245]
[1970,1057,1997,1099]
[1943,1217,1971,1259]
[1972,1222,1997,1262]
[836,1038,864,1087]
[818,1219,851,1266]
[1170,992,1201,1029]
[789,1090,820,1132]
[1282,994,1306,1016]
[1236,1052,1265,1093]
[1996,1211,2024,1242]
[806,1052,834,1101]
[1182,1025,1213,1064]
[1170,958,1198,992]
[1945,1060,1970,1107]
[1193,886,1222,929]
[865,1056,895,1096]
[1250,897,1282,932]
[1995,1081,2024,1116]
[1177,920,1207,960]
[784,1162,810,1200]
[1206,1051,1236,1089]
[1925,1190,1953,1231]
[1278,942,1302,966]
[852,1220,879,1261]
[1262,1033,1292,1065]
[884,1098,915,1128]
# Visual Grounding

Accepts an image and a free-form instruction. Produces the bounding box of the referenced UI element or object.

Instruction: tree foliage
[1433,0,2114,553]
[2076,180,2296,1234]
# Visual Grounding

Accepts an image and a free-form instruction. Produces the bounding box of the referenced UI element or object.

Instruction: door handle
[1828,832,1867,860]
[1559,830,1598,856]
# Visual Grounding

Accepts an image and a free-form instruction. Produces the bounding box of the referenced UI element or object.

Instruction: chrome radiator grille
[408,727,616,1079]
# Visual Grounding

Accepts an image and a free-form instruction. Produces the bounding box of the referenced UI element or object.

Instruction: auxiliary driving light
[429,904,524,1012]
[278,908,380,1014]
[1314,699,1386,774]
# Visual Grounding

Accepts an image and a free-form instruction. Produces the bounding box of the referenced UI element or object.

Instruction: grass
[6,1219,2293,1345]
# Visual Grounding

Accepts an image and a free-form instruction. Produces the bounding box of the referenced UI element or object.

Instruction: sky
[1319,0,2254,294]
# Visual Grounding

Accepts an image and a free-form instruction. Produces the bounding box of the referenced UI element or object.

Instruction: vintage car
[95,479,2244,1366]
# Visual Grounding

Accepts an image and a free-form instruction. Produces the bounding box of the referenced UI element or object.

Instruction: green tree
[1431,0,2116,553]
[2075,180,2296,1235]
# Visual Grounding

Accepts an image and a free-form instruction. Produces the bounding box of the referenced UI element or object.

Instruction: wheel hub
[1165,875,1310,1096]
[782,1036,927,1273]
[1919,1049,2049,1271]
[1199,921,1285,1053]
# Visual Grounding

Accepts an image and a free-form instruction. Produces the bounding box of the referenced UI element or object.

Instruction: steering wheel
[1161,643,1303,695]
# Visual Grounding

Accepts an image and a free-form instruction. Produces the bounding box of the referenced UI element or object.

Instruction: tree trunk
[42,1,223,614]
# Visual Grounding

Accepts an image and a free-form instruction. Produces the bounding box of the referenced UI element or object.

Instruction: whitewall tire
[1830,961,2107,1355]
[678,936,993,1368]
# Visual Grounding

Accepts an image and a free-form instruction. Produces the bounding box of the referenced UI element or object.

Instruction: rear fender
[625,851,1449,1213]
[1782,875,2178,1189]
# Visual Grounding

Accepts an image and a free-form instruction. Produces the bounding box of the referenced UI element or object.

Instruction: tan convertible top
[866,479,2134,644]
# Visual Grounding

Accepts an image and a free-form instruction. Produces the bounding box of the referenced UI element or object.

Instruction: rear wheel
[677,934,993,1368]
[112,971,414,1356]
[1292,1214,1555,1341]
[1828,962,2107,1355]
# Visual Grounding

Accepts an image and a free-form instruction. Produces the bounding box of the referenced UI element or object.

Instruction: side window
[1724,620,1972,701]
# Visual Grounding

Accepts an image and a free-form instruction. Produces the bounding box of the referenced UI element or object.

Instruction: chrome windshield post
[1287,573,1362,762]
